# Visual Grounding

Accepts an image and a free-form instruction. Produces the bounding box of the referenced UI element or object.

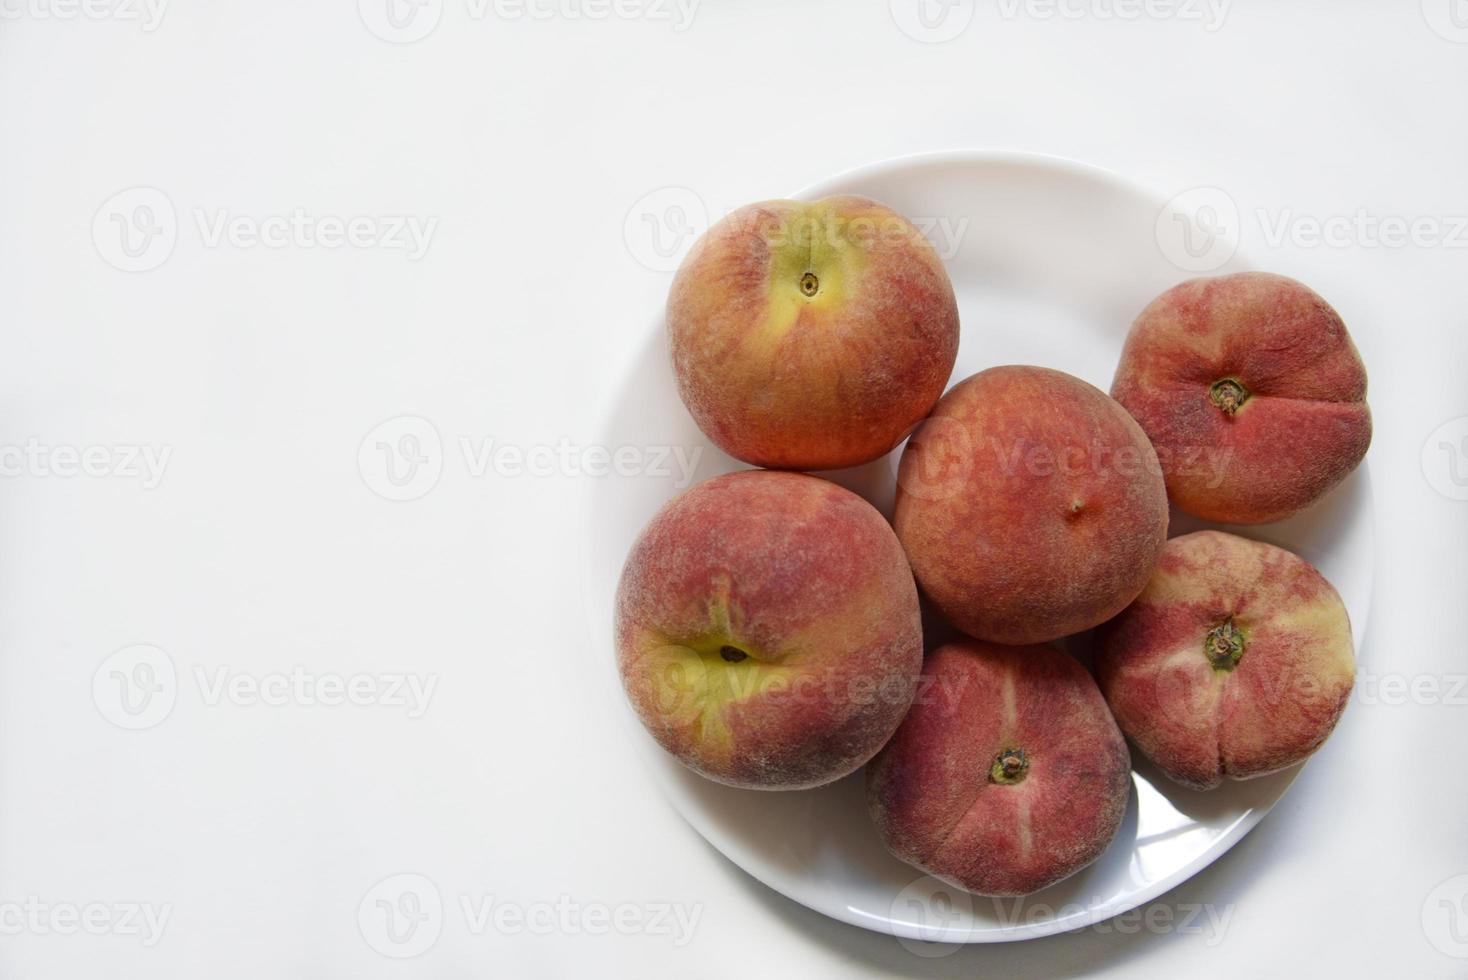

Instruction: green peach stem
[718,645,748,663]
[989,748,1029,785]
[799,272,819,297]
[1204,618,1246,671]
[1209,378,1250,416]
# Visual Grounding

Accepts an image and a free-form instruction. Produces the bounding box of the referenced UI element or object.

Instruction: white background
[0,1,1465,976]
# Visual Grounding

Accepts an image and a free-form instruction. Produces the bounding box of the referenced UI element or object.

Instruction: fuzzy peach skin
[893,366,1169,645]
[614,470,923,790]
[1110,273,1371,524]
[1095,531,1355,791]
[867,641,1131,896]
[667,196,959,470]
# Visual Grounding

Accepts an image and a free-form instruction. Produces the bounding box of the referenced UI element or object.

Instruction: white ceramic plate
[584,151,1373,943]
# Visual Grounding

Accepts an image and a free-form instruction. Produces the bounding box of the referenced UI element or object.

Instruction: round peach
[615,470,923,790]
[1110,272,1371,524]
[867,640,1131,896]
[1095,531,1356,791]
[894,366,1169,645]
[668,196,959,470]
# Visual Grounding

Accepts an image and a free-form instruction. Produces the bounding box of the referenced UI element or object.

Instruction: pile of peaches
[614,195,1369,897]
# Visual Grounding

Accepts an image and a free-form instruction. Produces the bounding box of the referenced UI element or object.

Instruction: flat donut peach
[1111,272,1371,524]
[1095,530,1356,790]
[867,640,1131,896]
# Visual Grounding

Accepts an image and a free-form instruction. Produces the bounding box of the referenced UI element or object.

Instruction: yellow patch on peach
[668,196,959,470]
[615,470,924,789]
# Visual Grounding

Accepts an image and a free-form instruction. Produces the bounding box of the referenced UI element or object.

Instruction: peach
[667,196,959,470]
[614,470,923,790]
[893,366,1169,645]
[1095,531,1355,791]
[867,640,1131,896]
[1110,272,1371,524]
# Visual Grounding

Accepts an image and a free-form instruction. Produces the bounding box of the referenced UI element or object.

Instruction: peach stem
[1209,378,1250,416]
[989,748,1029,785]
[1204,618,1246,671]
